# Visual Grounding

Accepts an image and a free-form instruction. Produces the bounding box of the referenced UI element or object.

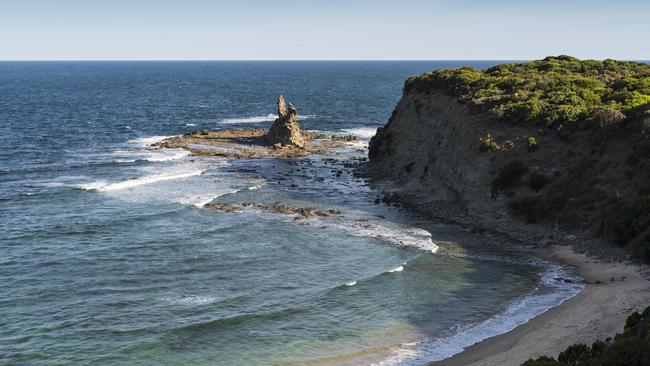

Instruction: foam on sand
[372,265,584,366]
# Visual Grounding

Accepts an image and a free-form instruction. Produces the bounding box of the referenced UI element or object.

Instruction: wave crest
[219,114,318,124]
[80,169,206,192]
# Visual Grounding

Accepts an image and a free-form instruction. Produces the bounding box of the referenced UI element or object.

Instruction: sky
[0,0,648,60]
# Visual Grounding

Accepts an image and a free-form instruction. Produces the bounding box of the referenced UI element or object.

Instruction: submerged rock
[206,201,340,219]
[266,95,306,148]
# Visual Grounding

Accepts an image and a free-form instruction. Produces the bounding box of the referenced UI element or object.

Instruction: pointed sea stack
[266,95,306,148]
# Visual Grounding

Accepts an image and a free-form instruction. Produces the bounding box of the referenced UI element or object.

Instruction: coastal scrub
[522,306,650,366]
[397,56,650,261]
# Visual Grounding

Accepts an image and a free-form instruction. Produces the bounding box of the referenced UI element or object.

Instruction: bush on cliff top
[405,56,650,132]
[403,56,650,261]
[522,306,650,366]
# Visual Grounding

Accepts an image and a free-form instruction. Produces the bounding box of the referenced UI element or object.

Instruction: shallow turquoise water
[0,62,582,365]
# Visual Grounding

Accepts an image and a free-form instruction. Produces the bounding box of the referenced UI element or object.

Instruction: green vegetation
[404,56,650,261]
[522,306,650,366]
[405,56,650,133]
[479,133,500,152]
[526,136,538,151]
[508,120,650,262]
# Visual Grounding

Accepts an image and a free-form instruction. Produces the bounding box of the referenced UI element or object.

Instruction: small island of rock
[152,96,356,158]
[266,95,306,148]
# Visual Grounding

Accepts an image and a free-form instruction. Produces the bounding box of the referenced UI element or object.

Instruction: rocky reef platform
[153,96,357,158]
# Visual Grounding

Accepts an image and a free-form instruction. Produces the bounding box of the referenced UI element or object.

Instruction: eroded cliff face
[368,59,650,261]
[367,90,584,229]
[369,92,493,212]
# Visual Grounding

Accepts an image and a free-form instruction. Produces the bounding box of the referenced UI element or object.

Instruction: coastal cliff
[368,56,650,261]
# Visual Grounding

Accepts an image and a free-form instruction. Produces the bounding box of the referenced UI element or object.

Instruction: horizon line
[0,56,650,63]
[0,59,523,62]
[1,58,649,62]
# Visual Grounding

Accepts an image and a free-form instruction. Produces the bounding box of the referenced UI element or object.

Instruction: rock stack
[266,95,306,148]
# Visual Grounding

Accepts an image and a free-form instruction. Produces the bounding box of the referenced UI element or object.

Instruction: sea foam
[127,135,178,147]
[340,127,380,139]
[372,265,584,366]
[219,114,318,124]
[81,169,206,192]
[388,265,404,273]
[340,220,439,253]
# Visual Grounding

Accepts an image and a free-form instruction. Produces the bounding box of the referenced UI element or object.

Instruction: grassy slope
[405,56,650,261]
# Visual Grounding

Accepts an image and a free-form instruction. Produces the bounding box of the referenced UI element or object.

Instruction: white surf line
[127,135,180,147]
[219,114,318,124]
[191,182,266,208]
[190,190,241,208]
[339,127,380,139]
[143,149,190,162]
[373,265,584,366]
[81,169,206,192]
[343,261,407,289]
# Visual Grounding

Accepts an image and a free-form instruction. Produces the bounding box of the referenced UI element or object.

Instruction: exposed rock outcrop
[205,202,342,219]
[368,91,514,220]
[366,90,602,240]
[266,95,306,148]
[366,72,649,262]
[152,96,360,159]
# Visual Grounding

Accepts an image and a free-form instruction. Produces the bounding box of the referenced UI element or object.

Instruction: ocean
[0,61,583,365]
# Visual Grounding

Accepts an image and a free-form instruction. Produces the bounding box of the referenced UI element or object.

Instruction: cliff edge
[367,56,650,261]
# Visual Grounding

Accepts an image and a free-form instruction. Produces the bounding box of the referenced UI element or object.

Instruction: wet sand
[431,245,650,366]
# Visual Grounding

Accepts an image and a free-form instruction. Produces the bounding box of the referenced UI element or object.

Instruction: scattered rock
[204,203,242,213]
[206,201,341,220]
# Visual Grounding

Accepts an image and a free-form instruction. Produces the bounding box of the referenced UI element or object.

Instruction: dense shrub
[491,160,529,195]
[523,306,650,366]
[528,173,551,191]
[527,136,538,151]
[479,134,500,152]
[405,56,650,132]
[405,57,650,261]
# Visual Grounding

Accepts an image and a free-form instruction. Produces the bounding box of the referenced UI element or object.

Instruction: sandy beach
[431,245,650,366]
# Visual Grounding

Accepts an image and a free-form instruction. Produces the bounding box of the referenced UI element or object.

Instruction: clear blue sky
[1,0,648,60]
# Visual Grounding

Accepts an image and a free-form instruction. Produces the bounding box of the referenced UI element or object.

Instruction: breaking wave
[340,127,380,139]
[127,135,178,147]
[219,114,318,124]
[80,169,206,192]
[373,265,584,365]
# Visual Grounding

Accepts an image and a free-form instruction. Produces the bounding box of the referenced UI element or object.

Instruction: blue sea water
[0,61,583,365]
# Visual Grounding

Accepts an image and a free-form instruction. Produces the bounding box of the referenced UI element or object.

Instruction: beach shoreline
[429,245,650,366]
